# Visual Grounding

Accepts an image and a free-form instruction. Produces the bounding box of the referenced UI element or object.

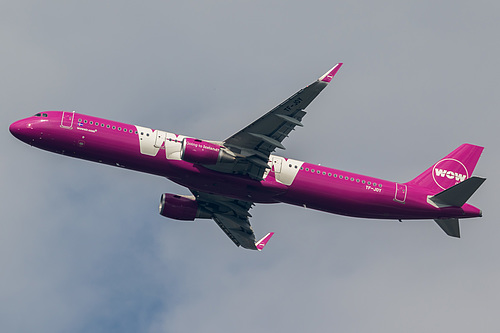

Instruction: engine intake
[180,138,235,165]
[159,193,211,221]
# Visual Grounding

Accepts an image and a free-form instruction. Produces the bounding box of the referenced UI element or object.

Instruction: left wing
[190,190,274,250]
[221,63,343,179]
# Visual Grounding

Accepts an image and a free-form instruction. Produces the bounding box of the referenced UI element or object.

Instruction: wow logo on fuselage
[432,158,469,190]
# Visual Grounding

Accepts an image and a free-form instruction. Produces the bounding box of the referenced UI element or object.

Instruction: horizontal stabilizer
[255,232,274,251]
[435,218,460,238]
[430,176,486,207]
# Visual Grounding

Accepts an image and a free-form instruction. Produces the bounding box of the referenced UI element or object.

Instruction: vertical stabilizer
[407,144,483,194]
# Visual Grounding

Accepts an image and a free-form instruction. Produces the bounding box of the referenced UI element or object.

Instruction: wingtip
[255,232,274,251]
[319,63,343,83]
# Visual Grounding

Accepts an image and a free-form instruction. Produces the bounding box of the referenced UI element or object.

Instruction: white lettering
[435,169,447,177]
[435,168,466,182]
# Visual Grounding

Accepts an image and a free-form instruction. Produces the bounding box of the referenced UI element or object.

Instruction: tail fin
[407,144,484,194]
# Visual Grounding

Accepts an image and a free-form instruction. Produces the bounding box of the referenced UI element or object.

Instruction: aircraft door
[272,156,282,173]
[61,111,75,128]
[394,183,407,203]
[154,130,166,148]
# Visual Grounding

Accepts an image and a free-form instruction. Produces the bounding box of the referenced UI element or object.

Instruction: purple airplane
[9,63,485,250]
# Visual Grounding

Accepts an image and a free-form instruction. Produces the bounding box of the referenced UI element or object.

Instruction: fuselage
[9,111,481,221]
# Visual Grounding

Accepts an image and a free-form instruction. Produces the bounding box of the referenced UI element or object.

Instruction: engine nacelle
[159,193,211,221]
[180,138,235,165]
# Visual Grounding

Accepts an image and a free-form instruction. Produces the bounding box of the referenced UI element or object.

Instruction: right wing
[190,190,274,250]
[210,63,343,180]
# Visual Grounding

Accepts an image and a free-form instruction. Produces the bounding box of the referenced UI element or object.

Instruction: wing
[222,63,343,179]
[190,190,274,250]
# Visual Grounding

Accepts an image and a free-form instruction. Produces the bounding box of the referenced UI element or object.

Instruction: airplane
[9,63,486,251]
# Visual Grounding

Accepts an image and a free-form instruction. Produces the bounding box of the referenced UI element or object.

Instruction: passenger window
[317,170,320,174]
[311,169,315,172]
[322,171,326,175]
[328,173,332,176]
[95,122,99,126]
[305,168,309,171]
[356,179,360,183]
[112,126,116,129]
[84,120,88,123]
[106,125,110,128]
[339,175,343,179]
[129,129,133,133]
[367,181,371,185]
[118,127,121,130]
[101,123,105,127]
[90,121,93,125]
[78,119,82,122]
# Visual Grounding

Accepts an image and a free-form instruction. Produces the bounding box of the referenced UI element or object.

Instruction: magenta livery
[9,63,485,250]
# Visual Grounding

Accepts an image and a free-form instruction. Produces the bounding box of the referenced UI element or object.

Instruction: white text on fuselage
[76,127,97,133]
[187,141,219,152]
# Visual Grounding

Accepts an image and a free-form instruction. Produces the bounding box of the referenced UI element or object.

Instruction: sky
[2,1,500,332]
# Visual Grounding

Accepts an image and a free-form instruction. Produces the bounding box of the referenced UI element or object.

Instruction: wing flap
[213,213,257,249]
[191,190,273,250]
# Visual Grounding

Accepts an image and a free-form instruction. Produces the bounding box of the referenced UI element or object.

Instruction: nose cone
[9,119,34,144]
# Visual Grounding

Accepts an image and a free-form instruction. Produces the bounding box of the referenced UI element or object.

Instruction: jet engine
[180,138,235,165]
[159,193,211,221]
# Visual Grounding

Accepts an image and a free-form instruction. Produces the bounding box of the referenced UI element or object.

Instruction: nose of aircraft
[9,118,34,143]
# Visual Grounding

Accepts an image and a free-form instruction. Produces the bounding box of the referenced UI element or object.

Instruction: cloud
[2,1,499,332]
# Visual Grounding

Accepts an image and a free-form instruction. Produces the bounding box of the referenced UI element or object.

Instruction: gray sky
[2,1,499,332]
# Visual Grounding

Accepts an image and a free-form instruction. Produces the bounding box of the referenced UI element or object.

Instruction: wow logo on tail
[432,158,469,189]
[408,144,483,194]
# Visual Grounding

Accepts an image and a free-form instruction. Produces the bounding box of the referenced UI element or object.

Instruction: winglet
[255,232,274,251]
[318,63,343,83]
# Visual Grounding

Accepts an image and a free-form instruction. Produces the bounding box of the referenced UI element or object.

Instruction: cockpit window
[42,113,48,117]
[34,113,41,117]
